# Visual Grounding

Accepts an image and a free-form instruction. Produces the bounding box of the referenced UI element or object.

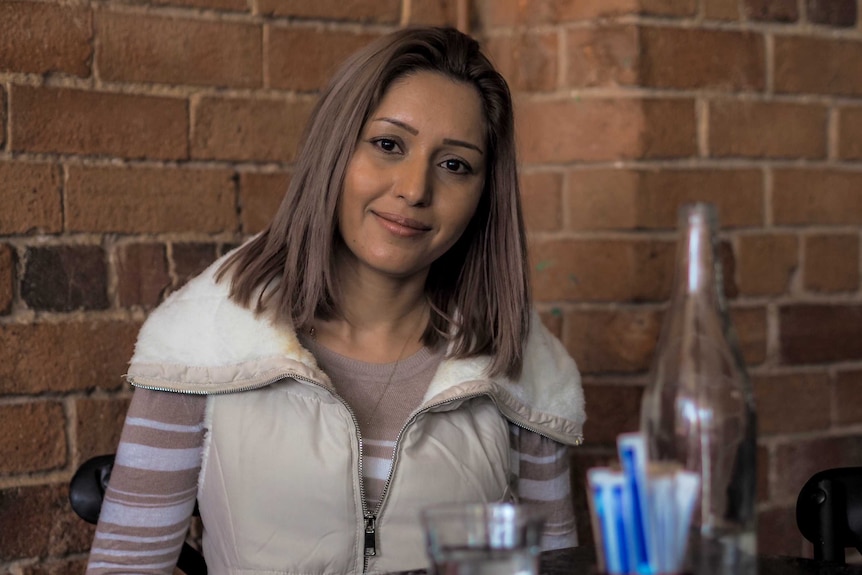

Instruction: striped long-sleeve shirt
[87,344,577,573]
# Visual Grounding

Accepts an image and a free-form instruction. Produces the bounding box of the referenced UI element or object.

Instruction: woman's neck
[312,254,431,363]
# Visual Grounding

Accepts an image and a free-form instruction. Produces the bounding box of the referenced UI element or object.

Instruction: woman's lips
[373,211,431,237]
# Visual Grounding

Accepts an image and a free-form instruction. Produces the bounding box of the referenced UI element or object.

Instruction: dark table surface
[398,546,862,574]
[540,546,862,575]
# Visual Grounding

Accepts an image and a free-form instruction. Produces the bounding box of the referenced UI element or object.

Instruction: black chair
[796,466,862,563]
[69,454,208,575]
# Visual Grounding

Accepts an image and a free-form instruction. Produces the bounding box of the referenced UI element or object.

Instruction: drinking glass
[420,502,546,575]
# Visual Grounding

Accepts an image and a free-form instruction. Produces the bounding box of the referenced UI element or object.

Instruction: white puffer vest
[126,255,585,575]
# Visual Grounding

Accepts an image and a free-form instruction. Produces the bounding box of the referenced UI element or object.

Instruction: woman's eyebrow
[443,138,483,155]
[373,117,484,155]
[374,117,418,134]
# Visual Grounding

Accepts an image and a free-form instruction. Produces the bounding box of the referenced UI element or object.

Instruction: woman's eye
[440,159,472,175]
[372,138,401,153]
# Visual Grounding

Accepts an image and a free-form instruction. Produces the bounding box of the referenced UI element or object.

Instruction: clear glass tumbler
[420,502,546,575]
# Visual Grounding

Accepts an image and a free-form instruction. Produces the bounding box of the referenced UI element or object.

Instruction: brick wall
[1,0,860,571]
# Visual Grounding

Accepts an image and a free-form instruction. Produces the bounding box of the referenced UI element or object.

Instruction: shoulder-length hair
[218,26,530,379]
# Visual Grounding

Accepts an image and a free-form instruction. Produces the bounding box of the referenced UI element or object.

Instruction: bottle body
[640,204,757,574]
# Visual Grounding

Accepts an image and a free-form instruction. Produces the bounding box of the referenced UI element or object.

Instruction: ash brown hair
[218,26,530,378]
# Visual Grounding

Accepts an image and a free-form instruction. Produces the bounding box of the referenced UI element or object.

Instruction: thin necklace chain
[363,324,414,428]
[308,306,428,429]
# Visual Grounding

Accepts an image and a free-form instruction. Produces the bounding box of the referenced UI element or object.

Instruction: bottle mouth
[679,202,718,228]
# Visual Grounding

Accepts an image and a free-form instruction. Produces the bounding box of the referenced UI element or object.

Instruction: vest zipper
[128,375,287,395]
[364,515,377,557]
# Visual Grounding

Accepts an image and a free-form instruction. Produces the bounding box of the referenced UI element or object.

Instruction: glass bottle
[640,203,757,574]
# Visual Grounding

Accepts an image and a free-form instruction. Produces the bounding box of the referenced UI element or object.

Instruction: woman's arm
[508,424,577,550]
[86,388,207,574]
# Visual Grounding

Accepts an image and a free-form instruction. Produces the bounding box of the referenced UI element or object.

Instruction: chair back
[796,466,862,563]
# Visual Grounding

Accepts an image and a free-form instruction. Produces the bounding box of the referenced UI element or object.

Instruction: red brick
[709,100,827,158]
[752,372,831,435]
[257,0,399,21]
[74,396,131,465]
[757,444,769,502]
[21,245,108,312]
[173,242,219,287]
[838,106,862,160]
[1,86,6,149]
[773,433,862,500]
[781,304,862,364]
[268,27,378,91]
[66,165,237,234]
[192,96,314,162]
[737,234,798,296]
[0,162,62,234]
[582,383,643,444]
[835,369,862,426]
[516,98,634,163]
[640,27,765,91]
[239,172,290,234]
[773,169,862,225]
[0,244,12,315]
[475,0,640,26]
[0,483,94,560]
[807,0,857,26]
[704,0,740,19]
[731,306,767,366]
[486,31,558,92]
[565,169,763,230]
[640,0,696,15]
[564,26,638,88]
[116,243,170,308]
[0,320,139,395]
[516,98,695,164]
[743,0,798,21]
[775,36,862,96]
[405,0,460,25]
[152,0,248,10]
[563,307,663,374]
[641,99,698,158]
[804,234,859,293]
[11,86,188,160]
[520,171,563,233]
[759,506,805,556]
[531,239,674,303]
[0,402,66,475]
[97,12,261,88]
[0,1,92,77]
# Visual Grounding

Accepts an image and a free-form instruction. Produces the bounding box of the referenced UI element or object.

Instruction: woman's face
[337,71,486,282]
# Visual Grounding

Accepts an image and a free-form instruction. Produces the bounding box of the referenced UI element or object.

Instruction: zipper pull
[364,515,377,556]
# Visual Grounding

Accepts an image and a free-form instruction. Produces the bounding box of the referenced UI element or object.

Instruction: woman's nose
[396,160,432,206]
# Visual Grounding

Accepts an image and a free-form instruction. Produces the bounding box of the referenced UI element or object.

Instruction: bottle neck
[673,205,723,304]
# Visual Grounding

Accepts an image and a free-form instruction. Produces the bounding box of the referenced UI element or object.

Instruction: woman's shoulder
[129,252,313,372]
[493,310,585,445]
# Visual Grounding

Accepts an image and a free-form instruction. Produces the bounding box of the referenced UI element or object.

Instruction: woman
[87,26,585,574]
